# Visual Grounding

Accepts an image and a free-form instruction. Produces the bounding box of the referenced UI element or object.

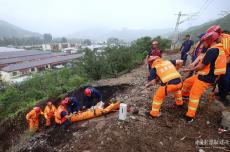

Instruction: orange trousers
[150,82,183,117]
[182,75,211,118]
[28,119,39,132]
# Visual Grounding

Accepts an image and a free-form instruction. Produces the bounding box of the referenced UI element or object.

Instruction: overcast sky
[0,0,229,36]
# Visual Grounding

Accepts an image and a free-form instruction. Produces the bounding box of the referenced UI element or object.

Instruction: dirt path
[3,53,230,152]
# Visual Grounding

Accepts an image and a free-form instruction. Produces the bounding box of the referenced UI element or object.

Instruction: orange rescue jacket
[220,33,230,57]
[151,59,181,83]
[198,43,226,76]
[26,109,40,121]
[44,105,56,119]
[55,105,68,124]
[192,41,203,57]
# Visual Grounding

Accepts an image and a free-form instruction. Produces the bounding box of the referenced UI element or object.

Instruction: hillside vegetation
[183,14,230,40]
[0,20,41,38]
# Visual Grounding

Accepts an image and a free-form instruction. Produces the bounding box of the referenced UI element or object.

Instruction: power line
[170,11,199,50]
[170,0,215,50]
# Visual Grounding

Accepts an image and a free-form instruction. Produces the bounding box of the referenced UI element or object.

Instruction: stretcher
[70,101,120,122]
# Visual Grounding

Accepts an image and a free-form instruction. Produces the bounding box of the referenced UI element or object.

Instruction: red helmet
[206,25,222,34]
[61,99,68,106]
[201,31,220,47]
[84,88,92,96]
[33,107,41,113]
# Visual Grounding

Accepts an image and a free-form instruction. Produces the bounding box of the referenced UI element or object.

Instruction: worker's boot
[145,111,161,118]
[184,115,194,123]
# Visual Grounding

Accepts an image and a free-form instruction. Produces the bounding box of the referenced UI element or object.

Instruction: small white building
[42,44,52,51]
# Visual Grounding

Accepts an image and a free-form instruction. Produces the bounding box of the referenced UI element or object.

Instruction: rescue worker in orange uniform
[145,41,162,80]
[182,31,227,122]
[26,107,43,132]
[206,25,230,105]
[44,101,56,127]
[187,34,207,77]
[55,99,71,129]
[145,56,184,117]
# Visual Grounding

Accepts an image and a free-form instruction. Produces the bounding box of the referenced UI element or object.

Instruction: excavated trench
[0,84,130,152]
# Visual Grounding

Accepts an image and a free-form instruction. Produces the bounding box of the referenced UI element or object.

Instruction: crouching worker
[26,107,43,132]
[145,56,183,118]
[55,99,71,129]
[83,87,105,110]
[44,101,56,127]
[65,96,80,114]
[182,31,226,122]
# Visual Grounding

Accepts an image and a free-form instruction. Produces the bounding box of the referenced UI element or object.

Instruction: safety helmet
[33,107,41,113]
[201,31,220,47]
[61,99,68,106]
[206,25,222,34]
[152,41,158,45]
[84,88,92,96]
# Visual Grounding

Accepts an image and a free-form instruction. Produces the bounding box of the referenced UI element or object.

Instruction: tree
[107,37,120,45]
[131,36,152,52]
[61,37,68,43]
[43,33,52,43]
[83,39,92,45]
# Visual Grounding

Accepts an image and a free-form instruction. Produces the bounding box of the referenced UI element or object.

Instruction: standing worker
[26,107,43,132]
[187,34,207,77]
[146,41,162,75]
[181,31,226,122]
[145,56,184,117]
[206,25,230,105]
[83,87,105,109]
[190,34,206,63]
[44,101,56,127]
[180,34,194,66]
[55,99,71,129]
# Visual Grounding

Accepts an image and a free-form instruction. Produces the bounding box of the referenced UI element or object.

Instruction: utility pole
[171,12,182,50]
[171,11,199,50]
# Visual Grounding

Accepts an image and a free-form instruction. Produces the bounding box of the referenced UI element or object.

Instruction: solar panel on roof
[1,54,83,72]
[0,50,51,59]
[0,52,67,64]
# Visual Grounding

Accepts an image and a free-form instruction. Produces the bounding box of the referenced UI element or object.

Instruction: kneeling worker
[55,99,71,129]
[44,101,56,127]
[145,56,183,117]
[26,106,43,132]
[84,87,105,109]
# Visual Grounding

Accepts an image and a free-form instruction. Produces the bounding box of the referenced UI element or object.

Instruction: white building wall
[1,71,12,82]
[42,44,52,51]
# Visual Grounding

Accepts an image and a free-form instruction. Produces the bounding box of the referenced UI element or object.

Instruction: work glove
[95,101,105,109]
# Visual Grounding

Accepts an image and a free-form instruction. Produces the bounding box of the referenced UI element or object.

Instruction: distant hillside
[182,14,230,40]
[70,28,173,42]
[0,20,41,38]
